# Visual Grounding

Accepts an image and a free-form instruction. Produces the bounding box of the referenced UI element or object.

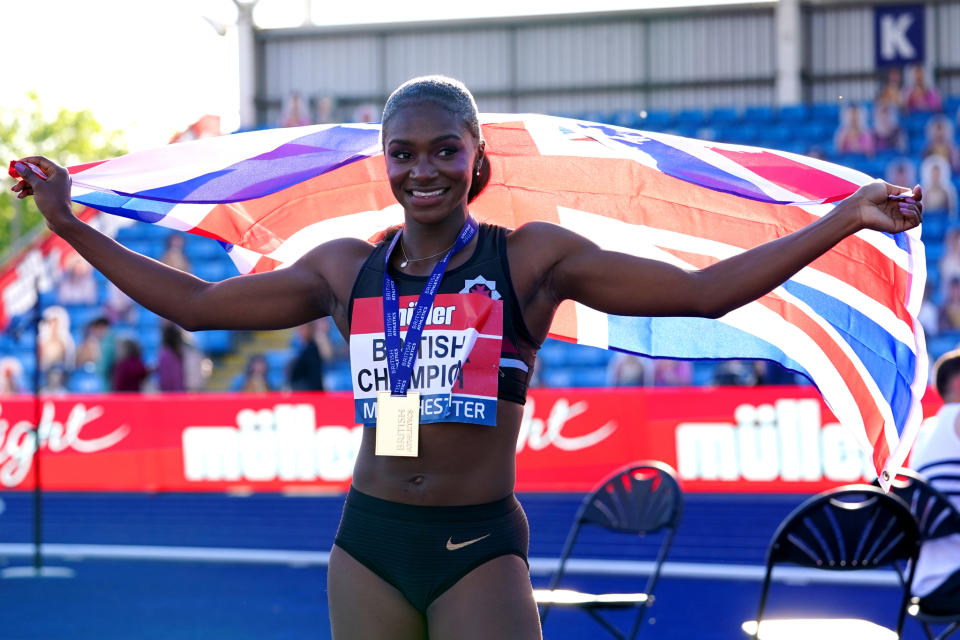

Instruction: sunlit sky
[1,0,757,153]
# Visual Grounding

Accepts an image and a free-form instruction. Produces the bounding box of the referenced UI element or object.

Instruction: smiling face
[383,102,483,225]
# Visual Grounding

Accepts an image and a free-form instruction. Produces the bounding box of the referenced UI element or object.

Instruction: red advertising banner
[0,386,943,493]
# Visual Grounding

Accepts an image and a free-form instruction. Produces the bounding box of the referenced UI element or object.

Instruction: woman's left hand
[837,181,923,234]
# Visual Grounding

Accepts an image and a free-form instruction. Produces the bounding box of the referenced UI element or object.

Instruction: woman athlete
[12,76,922,640]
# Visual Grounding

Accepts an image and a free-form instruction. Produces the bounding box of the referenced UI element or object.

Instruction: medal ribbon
[383,217,478,396]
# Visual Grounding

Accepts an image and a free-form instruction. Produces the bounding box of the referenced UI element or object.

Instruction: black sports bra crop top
[347,222,540,426]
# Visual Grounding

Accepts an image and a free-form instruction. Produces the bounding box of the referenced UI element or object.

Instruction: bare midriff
[350,400,524,506]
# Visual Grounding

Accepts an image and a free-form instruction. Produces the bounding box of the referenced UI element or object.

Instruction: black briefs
[333,487,529,613]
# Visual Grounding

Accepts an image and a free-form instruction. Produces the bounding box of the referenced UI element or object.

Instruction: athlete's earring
[475,159,482,176]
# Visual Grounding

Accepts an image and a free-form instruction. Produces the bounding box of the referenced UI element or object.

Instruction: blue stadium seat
[68,370,105,394]
[922,215,948,241]
[743,105,775,124]
[795,121,831,145]
[926,240,946,263]
[183,237,228,261]
[928,334,960,361]
[764,124,795,146]
[538,340,573,367]
[229,372,245,392]
[730,124,762,145]
[323,364,353,392]
[66,305,104,332]
[564,345,613,367]
[193,330,234,355]
[810,102,840,124]
[708,106,740,126]
[608,109,642,129]
[567,366,609,388]
[670,125,697,139]
[579,110,607,124]
[193,260,236,282]
[640,110,674,130]
[542,368,575,388]
[120,238,162,259]
[264,350,291,371]
[675,108,707,129]
[776,104,809,124]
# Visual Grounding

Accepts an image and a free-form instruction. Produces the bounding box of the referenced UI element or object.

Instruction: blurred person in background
[875,66,905,110]
[75,316,112,372]
[42,365,68,394]
[923,114,960,174]
[38,305,75,373]
[160,233,191,273]
[904,64,942,113]
[872,102,908,154]
[288,320,334,392]
[156,323,186,392]
[834,104,874,156]
[111,337,149,392]
[712,359,754,385]
[885,156,917,190]
[919,281,940,338]
[941,228,960,299]
[920,155,958,219]
[940,278,960,333]
[908,349,960,617]
[316,94,337,124]
[241,353,272,393]
[0,357,24,394]
[652,358,693,386]
[181,332,212,392]
[280,91,312,128]
[56,251,98,306]
[103,281,138,325]
[606,351,650,386]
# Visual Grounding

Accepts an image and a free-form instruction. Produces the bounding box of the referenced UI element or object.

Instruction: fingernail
[13,161,26,174]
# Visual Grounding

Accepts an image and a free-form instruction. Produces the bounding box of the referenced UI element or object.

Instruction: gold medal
[375,391,420,457]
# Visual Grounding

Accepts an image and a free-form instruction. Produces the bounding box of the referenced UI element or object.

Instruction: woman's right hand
[10,156,76,233]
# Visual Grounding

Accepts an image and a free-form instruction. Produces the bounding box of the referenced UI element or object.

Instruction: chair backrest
[884,468,960,542]
[767,485,920,569]
[543,461,684,639]
[754,485,921,638]
[576,461,684,535]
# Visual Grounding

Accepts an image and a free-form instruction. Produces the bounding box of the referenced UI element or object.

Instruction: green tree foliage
[0,93,126,255]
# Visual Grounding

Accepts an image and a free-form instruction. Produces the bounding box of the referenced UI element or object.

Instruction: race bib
[351,293,503,426]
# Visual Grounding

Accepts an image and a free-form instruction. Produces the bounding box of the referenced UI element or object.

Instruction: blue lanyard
[382,217,478,396]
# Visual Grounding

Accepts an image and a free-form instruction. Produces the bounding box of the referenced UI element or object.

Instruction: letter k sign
[881,13,915,60]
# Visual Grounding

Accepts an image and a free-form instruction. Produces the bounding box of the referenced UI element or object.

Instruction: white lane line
[0,544,899,586]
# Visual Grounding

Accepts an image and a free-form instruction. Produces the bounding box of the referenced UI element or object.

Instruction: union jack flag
[63,114,927,486]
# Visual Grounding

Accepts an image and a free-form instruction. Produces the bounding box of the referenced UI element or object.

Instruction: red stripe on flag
[707,147,862,203]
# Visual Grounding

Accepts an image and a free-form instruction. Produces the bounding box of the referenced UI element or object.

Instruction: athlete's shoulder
[506,220,591,254]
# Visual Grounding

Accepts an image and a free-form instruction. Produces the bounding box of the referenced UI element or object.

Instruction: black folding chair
[535,461,683,640]
[876,469,960,640]
[743,484,921,640]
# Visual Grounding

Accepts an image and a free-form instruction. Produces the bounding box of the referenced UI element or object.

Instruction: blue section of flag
[130,127,381,204]
[73,190,176,224]
[606,314,811,380]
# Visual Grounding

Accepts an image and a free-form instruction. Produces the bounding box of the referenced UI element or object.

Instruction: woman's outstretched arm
[11,156,369,331]
[512,181,922,328]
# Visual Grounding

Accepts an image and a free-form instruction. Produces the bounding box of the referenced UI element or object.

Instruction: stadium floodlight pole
[0,271,73,580]
[31,275,42,572]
